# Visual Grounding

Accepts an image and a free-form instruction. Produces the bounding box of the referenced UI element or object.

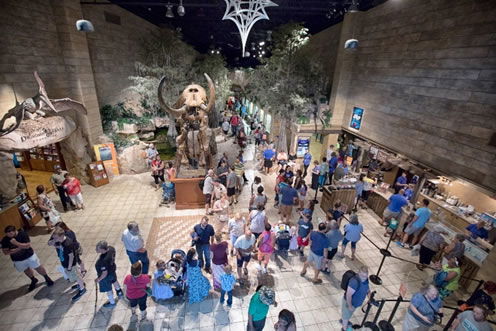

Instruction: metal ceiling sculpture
[222,0,278,57]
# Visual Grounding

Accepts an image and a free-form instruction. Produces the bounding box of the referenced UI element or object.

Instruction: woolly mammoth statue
[158,73,217,170]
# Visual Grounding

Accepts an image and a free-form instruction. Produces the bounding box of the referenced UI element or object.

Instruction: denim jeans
[220,289,232,305]
[195,244,211,269]
[56,185,72,209]
[126,250,150,274]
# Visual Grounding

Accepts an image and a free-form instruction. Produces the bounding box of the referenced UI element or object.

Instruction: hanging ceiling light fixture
[165,2,174,18]
[177,0,185,17]
[223,0,278,57]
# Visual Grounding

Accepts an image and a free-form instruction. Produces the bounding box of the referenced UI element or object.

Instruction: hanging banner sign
[0,116,76,152]
[296,138,310,157]
[350,107,364,130]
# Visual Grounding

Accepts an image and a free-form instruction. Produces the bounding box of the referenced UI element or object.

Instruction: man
[1,225,54,292]
[203,169,214,215]
[328,152,339,185]
[146,143,158,168]
[52,228,86,301]
[333,161,346,183]
[466,221,489,240]
[342,266,371,330]
[279,179,299,223]
[230,113,240,137]
[216,160,229,187]
[395,172,408,193]
[263,146,275,174]
[302,151,312,178]
[297,209,313,256]
[226,166,238,205]
[121,221,150,274]
[300,222,329,284]
[451,304,492,331]
[50,165,74,212]
[192,216,215,273]
[234,229,256,283]
[381,189,408,226]
[326,144,335,161]
[95,240,123,308]
[319,157,329,188]
[397,199,431,248]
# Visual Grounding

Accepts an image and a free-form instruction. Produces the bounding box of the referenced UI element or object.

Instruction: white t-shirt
[203,176,214,194]
[326,148,334,160]
[249,210,266,234]
[234,235,255,250]
[228,217,246,237]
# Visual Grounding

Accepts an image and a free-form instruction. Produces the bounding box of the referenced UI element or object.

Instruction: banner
[350,107,364,130]
[0,116,76,152]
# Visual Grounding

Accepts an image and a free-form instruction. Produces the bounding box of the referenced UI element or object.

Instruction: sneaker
[28,278,39,292]
[71,283,79,290]
[395,241,405,248]
[46,278,54,287]
[71,288,87,302]
[116,289,124,297]
[255,264,262,272]
[103,301,116,308]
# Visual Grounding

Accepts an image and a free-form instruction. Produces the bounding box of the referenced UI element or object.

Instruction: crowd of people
[2,103,494,331]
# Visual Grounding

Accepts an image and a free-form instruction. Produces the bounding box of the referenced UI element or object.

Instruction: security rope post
[370,228,396,285]
[355,291,377,329]
[378,296,404,331]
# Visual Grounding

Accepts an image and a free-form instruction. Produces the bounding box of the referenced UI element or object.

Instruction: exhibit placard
[93,143,120,176]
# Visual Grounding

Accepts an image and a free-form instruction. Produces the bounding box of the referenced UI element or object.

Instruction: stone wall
[330,0,496,191]
[81,3,161,107]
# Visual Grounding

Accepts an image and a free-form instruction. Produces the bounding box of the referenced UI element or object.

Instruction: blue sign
[350,107,364,130]
[296,138,310,157]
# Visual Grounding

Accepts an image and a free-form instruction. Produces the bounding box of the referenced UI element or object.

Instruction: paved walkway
[0,138,457,330]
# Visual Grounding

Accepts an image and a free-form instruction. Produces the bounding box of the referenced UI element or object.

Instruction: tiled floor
[0,138,464,331]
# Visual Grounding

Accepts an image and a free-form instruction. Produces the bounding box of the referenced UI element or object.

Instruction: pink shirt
[258,230,275,253]
[64,178,81,195]
[124,274,151,299]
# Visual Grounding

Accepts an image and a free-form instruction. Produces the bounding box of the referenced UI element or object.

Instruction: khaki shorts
[306,250,324,269]
[279,204,293,216]
[383,208,400,222]
[65,266,81,283]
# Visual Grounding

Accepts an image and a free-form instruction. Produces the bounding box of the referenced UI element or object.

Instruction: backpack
[341,270,357,291]
[198,179,205,190]
[433,270,448,288]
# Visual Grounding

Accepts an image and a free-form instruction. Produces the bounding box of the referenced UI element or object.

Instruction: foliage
[100,102,152,132]
[109,133,137,150]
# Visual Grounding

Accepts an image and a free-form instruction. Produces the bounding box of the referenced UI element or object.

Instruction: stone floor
[0,138,465,331]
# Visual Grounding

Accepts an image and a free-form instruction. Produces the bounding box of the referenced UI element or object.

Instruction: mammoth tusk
[158,76,187,118]
[200,104,207,110]
[203,73,215,113]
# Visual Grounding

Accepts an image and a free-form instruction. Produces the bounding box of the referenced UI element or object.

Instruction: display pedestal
[173,177,204,210]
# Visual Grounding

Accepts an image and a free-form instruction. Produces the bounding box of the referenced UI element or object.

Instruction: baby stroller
[274,223,291,252]
[160,181,175,206]
[153,249,186,299]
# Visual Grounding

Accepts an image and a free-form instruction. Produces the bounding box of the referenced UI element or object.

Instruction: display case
[17,143,65,172]
[17,196,42,227]
[87,161,110,187]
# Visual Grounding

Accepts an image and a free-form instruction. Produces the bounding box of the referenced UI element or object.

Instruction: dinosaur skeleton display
[158,73,216,169]
[0,72,87,137]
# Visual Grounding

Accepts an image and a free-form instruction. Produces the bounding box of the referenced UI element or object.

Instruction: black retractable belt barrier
[354,291,377,330]
[369,228,397,285]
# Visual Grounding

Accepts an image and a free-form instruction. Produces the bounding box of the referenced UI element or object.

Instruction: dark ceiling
[88,0,386,67]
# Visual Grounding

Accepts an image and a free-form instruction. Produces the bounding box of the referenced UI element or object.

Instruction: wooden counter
[320,188,355,215]
[420,194,477,232]
[366,190,390,218]
[0,203,24,230]
[172,177,205,210]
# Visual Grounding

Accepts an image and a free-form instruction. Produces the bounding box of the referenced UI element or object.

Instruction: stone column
[49,0,103,145]
[327,11,363,128]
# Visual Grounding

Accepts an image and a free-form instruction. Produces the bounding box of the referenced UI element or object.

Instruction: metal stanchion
[354,291,377,329]
[363,299,386,330]
[443,308,462,331]
[378,296,404,331]
[369,228,397,285]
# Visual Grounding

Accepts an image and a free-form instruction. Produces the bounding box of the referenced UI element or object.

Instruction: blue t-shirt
[297,219,313,238]
[404,188,414,201]
[409,293,443,326]
[344,223,363,242]
[280,186,298,206]
[355,181,364,197]
[387,194,408,213]
[303,153,312,166]
[263,149,275,160]
[310,231,329,256]
[193,224,215,245]
[328,208,344,221]
[412,207,431,229]
[466,224,489,239]
[329,156,338,173]
[347,277,370,308]
[326,229,343,249]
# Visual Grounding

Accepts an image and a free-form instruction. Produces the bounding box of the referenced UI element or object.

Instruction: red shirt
[124,274,151,299]
[64,178,81,195]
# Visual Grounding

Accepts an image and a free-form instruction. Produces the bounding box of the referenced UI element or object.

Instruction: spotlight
[344,39,359,49]
[177,0,185,16]
[259,41,265,46]
[244,51,250,57]
[76,19,94,32]
[166,3,174,18]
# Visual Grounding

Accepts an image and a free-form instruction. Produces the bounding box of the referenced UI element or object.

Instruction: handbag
[423,295,443,325]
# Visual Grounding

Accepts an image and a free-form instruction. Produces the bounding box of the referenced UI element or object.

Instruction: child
[219,264,236,307]
[152,260,173,301]
[289,226,298,251]
[296,209,313,256]
[124,261,151,321]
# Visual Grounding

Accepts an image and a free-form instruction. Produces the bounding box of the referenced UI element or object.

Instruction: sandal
[243,267,248,276]
[312,279,323,284]
[300,270,306,277]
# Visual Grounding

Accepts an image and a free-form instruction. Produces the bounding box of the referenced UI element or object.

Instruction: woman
[249,186,268,211]
[63,173,84,210]
[210,234,228,290]
[185,248,211,303]
[443,234,466,262]
[293,170,303,191]
[340,214,363,260]
[151,155,165,190]
[403,285,442,331]
[249,204,268,241]
[274,309,297,331]
[123,261,151,321]
[166,162,176,181]
[283,165,294,186]
[436,257,461,299]
[274,169,285,208]
[322,220,343,274]
[36,184,59,231]
[211,193,230,222]
[354,174,365,210]
[257,223,275,274]
[55,222,86,275]
[248,285,277,331]
[310,160,320,191]
[296,180,307,211]
[228,213,246,256]
[417,225,447,270]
